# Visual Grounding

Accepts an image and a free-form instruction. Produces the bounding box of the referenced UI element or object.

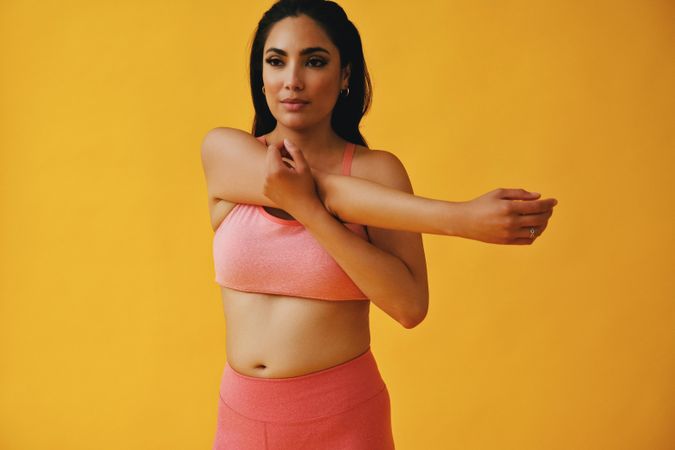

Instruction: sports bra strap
[342,143,355,176]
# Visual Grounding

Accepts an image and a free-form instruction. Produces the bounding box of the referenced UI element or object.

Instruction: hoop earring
[340,87,350,97]
[262,86,266,94]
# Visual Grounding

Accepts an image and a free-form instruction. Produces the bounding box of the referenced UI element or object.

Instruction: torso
[210,137,372,379]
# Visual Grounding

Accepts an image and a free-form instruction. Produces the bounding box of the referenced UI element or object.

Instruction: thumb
[283,138,308,171]
[498,188,541,200]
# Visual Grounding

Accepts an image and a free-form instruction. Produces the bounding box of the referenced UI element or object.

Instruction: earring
[340,87,350,97]
[262,86,266,94]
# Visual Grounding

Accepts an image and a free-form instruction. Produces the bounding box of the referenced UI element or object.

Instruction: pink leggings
[212,346,395,449]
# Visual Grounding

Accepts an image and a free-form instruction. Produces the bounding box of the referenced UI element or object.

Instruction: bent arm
[201,127,464,236]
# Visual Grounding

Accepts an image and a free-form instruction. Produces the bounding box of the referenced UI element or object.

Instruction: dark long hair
[249,0,372,147]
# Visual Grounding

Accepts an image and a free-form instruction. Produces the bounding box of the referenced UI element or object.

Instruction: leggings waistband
[219,346,386,423]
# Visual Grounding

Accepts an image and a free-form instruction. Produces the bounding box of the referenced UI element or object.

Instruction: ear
[341,63,351,87]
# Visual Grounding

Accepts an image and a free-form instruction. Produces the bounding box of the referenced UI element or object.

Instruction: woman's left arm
[264,139,428,329]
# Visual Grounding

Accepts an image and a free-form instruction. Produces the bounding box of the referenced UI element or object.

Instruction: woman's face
[262,14,350,130]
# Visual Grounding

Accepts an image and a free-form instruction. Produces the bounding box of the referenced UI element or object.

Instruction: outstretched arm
[315,169,557,245]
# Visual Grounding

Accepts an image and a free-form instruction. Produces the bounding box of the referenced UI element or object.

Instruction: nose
[283,61,304,92]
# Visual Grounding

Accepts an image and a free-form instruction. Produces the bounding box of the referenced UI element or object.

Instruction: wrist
[311,168,334,213]
[292,199,330,226]
[441,200,469,237]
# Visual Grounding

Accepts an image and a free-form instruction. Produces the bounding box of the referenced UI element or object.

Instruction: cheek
[263,75,279,89]
[311,77,339,102]
[262,69,283,87]
[315,75,337,90]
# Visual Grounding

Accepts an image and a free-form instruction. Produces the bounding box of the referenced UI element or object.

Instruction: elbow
[400,313,425,329]
[399,298,429,329]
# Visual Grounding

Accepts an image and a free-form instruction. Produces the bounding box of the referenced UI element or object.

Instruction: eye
[307,58,327,67]
[264,57,327,68]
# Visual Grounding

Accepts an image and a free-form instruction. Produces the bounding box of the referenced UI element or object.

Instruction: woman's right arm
[201,127,557,242]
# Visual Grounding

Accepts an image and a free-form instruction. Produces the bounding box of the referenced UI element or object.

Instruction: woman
[201,1,557,448]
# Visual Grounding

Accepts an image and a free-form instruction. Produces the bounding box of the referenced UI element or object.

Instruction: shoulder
[200,127,264,166]
[201,127,233,159]
[201,126,251,151]
[351,145,414,194]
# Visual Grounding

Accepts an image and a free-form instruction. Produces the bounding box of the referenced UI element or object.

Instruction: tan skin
[215,15,384,378]
[204,15,558,378]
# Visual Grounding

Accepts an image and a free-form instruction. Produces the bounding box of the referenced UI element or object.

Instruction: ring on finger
[529,227,536,238]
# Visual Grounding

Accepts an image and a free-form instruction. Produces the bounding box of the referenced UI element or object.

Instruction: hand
[458,188,558,244]
[263,138,324,221]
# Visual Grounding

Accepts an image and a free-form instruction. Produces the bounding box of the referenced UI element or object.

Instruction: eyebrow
[265,47,330,56]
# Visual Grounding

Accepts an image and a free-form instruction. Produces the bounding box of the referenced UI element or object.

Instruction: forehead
[264,15,335,53]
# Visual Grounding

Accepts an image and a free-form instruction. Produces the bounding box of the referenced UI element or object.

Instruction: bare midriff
[221,287,371,378]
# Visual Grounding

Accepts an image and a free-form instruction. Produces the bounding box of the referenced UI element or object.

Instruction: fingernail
[531,192,540,196]
[553,199,558,205]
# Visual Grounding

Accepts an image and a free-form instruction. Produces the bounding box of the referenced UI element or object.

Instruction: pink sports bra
[213,135,370,301]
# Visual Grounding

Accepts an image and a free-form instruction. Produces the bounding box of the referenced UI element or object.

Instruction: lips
[282,101,308,111]
[281,99,309,104]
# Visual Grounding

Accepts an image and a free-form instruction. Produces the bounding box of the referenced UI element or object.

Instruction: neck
[265,121,344,161]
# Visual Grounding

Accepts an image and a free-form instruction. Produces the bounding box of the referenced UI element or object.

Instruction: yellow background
[1,1,673,449]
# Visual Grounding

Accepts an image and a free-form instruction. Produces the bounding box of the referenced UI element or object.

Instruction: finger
[498,188,541,200]
[515,221,549,239]
[512,198,558,215]
[283,138,308,172]
[536,221,549,234]
[276,140,292,160]
[515,226,541,239]
[269,141,283,150]
[509,237,535,245]
[267,143,286,171]
[516,210,552,227]
[281,157,296,169]
[268,141,296,169]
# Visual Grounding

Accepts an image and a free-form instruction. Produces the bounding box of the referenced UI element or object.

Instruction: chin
[276,116,316,130]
